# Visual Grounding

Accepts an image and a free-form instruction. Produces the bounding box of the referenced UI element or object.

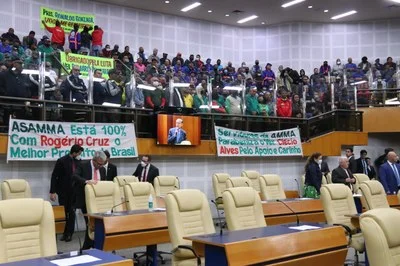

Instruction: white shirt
[104,162,109,176]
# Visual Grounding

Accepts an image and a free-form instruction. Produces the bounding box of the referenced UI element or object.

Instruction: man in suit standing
[365,157,377,180]
[379,151,400,195]
[132,155,159,185]
[49,144,83,242]
[72,150,107,250]
[355,150,376,179]
[345,148,357,174]
[104,150,118,181]
[168,118,187,144]
[332,157,356,191]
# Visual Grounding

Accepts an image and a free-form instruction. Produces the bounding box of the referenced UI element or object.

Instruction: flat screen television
[157,114,201,146]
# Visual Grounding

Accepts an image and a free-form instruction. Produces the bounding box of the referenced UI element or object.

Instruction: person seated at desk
[103,150,118,181]
[304,152,323,199]
[168,118,187,145]
[132,155,159,185]
[332,157,356,191]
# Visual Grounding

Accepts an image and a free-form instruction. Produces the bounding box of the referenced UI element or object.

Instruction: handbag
[303,185,320,199]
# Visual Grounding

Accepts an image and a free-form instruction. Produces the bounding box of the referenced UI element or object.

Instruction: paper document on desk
[50,255,101,266]
[288,225,321,231]
[153,207,166,211]
[353,194,362,197]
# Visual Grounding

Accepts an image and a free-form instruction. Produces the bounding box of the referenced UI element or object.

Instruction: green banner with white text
[215,126,303,157]
[60,52,114,79]
[7,119,137,161]
[40,7,95,33]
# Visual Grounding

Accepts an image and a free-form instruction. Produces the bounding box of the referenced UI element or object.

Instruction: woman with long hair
[304,152,323,198]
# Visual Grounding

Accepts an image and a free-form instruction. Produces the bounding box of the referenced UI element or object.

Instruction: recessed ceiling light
[181,2,201,12]
[331,10,357,20]
[225,14,230,17]
[324,9,329,13]
[308,5,313,8]
[282,0,306,8]
[390,0,400,3]
[261,22,266,25]
[165,0,170,3]
[208,10,212,13]
[237,15,258,24]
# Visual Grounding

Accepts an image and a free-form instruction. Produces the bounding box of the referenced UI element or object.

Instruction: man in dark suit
[365,157,377,180]
[379,151,400,195]
[167,118,187,144]
[72,150,107,250]
[104,150,118,181]
[49,144,83,242]
[332,157,356,191]
[132,155,159,185]
[355,150,376,179]
[345,148,357,174]
[320,157,330,177]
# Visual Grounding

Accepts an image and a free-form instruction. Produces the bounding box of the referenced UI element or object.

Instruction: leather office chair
[226,177,252,188]
[360,208,400,266]
[154,175,180,197]
[113,176,139,200]
[212,173,230,209]
[320,184,365,264]
[353,174,370,194]
[85,181,122,240]
[359,180,389,210]
[0,198,57,263]
[223,187,266,230]
[1,179,32,200]
[326,172,333,184]
[241,170,261,192]
[124,182,157,210]
[165,189,216,266]
[259,174,286,200]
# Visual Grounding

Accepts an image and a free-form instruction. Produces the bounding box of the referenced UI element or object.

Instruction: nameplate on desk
[288,225,321,231]
[49,255,101,266]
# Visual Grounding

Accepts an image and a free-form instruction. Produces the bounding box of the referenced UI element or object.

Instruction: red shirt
[92,28,103,46]
[45,25,65,45]
[277,97,292,118]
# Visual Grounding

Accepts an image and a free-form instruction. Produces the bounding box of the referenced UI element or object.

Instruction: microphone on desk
[74,208,83,255]
[211,198,224,236]
[111,200,129,214]
[294,179,301,198]
[276,199,299,226]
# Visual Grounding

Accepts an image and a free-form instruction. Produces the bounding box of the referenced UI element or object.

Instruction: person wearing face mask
[145,77,166,109]
[38,36,55,66]
[193,84,208,113]
[304,152,323,198]
[49,144,84,242]
[194,54,204,69]
[132,155,159,185]
[332,58,344,77]
[276,89,292,118]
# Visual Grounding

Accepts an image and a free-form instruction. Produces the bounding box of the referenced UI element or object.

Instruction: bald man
[332,157,356,191]
[379,151,400,194]
[167,118,187,144]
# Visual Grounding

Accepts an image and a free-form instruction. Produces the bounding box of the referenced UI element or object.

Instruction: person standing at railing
[245,87,259,115]
[42,20,65,51]
[276,89,292,118]
[68,24,81,54]
[80,26,92,51]
[91,25,103,56]
[332,58,344,77]
[38,36,55,66]
[60,65,87,103]
[103,69,123,123]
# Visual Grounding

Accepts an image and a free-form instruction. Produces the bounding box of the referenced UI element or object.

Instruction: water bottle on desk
[148,194,154,212]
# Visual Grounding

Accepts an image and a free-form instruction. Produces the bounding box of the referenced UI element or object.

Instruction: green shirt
[38,45,54,65]
[245,94,260,115]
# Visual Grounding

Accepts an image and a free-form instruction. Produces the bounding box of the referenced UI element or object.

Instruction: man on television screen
[168,118,187,144]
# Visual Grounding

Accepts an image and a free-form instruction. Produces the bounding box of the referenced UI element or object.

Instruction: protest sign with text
[40,7,95,33]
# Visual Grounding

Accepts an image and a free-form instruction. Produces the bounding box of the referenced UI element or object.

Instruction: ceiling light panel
[181,2,201,12]
[281,0,306,8]
[237,15,258,24]
[331,10,357,20]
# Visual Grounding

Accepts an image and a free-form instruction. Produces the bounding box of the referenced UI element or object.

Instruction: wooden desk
[387,194,400,209]
[186,224,348,266]
[88,210,169,266]
[263,199,325,225]
[52,205,65,234]
[0,249,133,266]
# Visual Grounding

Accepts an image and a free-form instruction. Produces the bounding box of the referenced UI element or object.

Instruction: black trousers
[58,194,76,237]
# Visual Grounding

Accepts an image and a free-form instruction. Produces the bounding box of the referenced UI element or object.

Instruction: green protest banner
[7,119,138,161]
[40,7,95,33]
[215,126,303,157]
[60,52,114,79]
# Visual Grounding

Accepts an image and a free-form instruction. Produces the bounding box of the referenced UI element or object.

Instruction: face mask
[73,72,79,78]
[75,155,81,160]
[153,81,159,87]
[318,159,322,164]
[140,161,147,167]
[196,57,200,60]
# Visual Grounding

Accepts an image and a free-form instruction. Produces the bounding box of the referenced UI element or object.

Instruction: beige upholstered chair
[326,172,333,184]
[113,176,139,199]
[85,181,122,240]
[212,173,230,209]
[0,198,57,263]
[1,179,32,200]
[259,174,286,200]
[320,184,365,264]
[124,182,157,210]
[223,187,266,231]
[154,176,180,197]
[353,174,370,194]
[241,170,261,192]
[165,189,215,266]
[360,208,400,266]
[226,177,252,188]
[359,180,389,210]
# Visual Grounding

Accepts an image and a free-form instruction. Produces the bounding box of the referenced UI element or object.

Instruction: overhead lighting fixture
[324,9,329,13]
[165,0,170,3]
[331,10,357,20]
[208,10,212,13]
[308,5,313,8]
[181,2,201,12]
[223,86,243,91]
[350,80,367,86]
[390,0,400,3]
[138,84,156,91]
[237,15,258,24]
[225,14,230,17]
[261,22,266,25]
[281,0,306,8]
[172,83,191,88]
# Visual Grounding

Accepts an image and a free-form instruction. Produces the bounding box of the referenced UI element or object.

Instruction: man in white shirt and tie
[132,155,160,185]
[332,157,356,190]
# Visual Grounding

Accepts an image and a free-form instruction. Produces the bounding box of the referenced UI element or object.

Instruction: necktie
[94,168,99,181]
[391,163,400,185]
[141,166,147,182]
[362,160,368,175]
